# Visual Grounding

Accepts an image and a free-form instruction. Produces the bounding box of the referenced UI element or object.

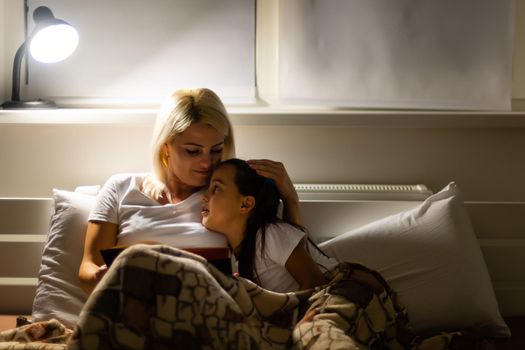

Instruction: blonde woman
[78,88,301,294]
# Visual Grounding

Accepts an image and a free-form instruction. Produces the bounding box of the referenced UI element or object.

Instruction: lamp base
[2,99,57,109]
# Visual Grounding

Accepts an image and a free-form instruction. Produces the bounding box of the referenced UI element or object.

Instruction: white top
[89,173,227,248]
[252,223,339,293]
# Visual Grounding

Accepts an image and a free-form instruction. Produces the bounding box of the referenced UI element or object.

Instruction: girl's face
[164,121,225,188]
[202,164,246,236]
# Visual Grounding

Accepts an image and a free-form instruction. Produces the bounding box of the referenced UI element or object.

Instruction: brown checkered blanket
[0,244,494,349]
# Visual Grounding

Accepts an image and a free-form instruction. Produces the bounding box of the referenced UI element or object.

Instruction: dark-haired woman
[202,158,338,292]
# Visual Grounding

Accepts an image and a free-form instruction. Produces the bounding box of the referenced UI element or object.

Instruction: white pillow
[319,182,510,338]
[31,189,96,328]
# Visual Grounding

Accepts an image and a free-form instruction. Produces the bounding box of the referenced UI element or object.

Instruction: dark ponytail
[216,159,280,283]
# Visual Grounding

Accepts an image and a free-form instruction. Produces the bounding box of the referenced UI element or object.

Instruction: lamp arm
[11,42,27,102]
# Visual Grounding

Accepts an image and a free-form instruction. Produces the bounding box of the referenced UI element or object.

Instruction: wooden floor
[0,315,19,332]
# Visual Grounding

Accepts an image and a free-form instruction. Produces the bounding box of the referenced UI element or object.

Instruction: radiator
[295,183,432,201]
[294,184,430,243]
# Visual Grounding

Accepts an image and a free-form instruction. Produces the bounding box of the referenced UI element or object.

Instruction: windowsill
[1,106,525,128]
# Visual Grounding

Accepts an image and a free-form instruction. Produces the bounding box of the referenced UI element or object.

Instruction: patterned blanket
[0,244,495,349]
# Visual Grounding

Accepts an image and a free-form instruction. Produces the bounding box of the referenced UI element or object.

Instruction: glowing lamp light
[30,24,79,63]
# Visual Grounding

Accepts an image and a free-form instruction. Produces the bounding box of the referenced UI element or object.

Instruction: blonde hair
[144,88,235,199]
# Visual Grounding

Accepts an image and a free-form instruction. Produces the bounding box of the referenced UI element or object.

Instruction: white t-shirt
[89,173,227,248]
[251,223,339,293]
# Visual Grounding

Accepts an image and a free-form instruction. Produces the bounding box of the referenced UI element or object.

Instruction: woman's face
[165,121,225,188]
[201,164,245,235]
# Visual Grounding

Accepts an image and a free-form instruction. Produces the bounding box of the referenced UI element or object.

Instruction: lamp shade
[29,6,79,63]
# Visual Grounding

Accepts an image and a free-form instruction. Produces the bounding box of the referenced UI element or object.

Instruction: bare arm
[78,221,118,295]
[247,159,304,228]
[285,240,326,290]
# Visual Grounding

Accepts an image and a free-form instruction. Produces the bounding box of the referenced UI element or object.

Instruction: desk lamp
[2,6,78,109]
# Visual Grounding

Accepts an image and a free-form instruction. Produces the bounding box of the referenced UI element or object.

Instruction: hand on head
[246,159,298,204]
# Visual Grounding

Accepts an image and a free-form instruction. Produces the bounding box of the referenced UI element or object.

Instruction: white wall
[1,1,25,102]
[0,119,524,200]
[0,1,3,101]
[513,0,525,99]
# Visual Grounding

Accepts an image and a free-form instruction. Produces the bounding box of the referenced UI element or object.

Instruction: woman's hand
[247,159,298,203]
[247,159,303,227]
[90,263,108,285]
[79,221,118,295]
[78,261,108,294]
[95,264,108,280]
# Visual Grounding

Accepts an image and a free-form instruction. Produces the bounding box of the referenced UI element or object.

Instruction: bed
[0,182,522,348]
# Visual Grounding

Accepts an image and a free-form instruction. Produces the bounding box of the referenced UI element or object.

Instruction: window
[278,0,514,110]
